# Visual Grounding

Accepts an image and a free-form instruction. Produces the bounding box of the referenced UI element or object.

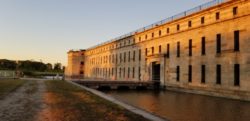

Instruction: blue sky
[0,0,208,65]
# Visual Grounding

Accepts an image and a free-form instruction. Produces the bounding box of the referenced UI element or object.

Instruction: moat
[105,90,250,121]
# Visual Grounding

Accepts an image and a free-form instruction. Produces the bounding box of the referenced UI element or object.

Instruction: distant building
[66,0,250,101]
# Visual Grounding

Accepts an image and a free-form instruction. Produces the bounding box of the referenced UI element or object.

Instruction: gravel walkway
[0,79,46,121]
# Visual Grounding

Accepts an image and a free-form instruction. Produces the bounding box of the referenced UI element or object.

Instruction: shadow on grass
[41,80,148,121]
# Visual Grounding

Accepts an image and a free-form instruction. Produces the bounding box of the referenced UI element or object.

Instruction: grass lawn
[44,80,149,121]
[0,79,26,98]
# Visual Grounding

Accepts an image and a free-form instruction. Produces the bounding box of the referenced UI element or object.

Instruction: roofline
[84,0,231,51]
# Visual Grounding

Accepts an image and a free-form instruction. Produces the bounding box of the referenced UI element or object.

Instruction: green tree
[0,59,17,70]
[46,63,53,71]
[17,60,47,72]
[54,63,62,71]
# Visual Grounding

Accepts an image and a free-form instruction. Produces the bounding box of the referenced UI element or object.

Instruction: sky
[0,0,209,66]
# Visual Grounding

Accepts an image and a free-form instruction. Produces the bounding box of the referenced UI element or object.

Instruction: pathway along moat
[105,90,250,121]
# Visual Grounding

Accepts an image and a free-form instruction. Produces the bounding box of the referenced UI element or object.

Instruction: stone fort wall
[66,0,250,100]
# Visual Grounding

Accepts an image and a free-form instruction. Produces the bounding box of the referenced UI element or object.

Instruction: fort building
[65,0,250,101]
[65,50,85,79]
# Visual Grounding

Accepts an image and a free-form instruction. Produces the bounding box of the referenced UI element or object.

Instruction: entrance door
[152,62,160,81]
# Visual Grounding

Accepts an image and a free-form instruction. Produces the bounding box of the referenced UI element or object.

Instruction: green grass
[0,79,26,98]
[45,80,149,121]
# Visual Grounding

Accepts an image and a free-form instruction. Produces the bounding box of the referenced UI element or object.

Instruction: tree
[0,59,17,70]
[54,63,62,71]
[17,60,47,72]
[46,63,53,71]
[0,59,63,73]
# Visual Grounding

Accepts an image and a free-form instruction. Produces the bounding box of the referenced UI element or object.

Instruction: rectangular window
[124,68,126,78]
[128,67,130,78]
[120,53,122,63]
[188,65,192,82]
[119,68,121,78]
[109,55,111,63]
[159,30,162,36]
[108,68,110,77]
[152,33,154,38]
[124,52,126,62]
[177,24,180,31]
[177,66,180,81]
[201,65,206,83]
[234,30,240,51]
[138,67,141,80]
[112,54,114,63]
[145,35,148,40]
[100,57,102,64]
[139,37,141,41]
[159,45,161,54]
[202,37,206,55]
[116,54,118,64]
[152,47,154,55]
[139,49,141,61]
[145,48,148,56]
[112,68,114,76]
[167,28,170,33]
[233,7,238,15]
[167,44,170,58]
[216,12,220,20]
[188,21,192,27]
[133,51,136,61]
[177,42,180,57]
[132,67,135,78]
[201,17,205,24]
[217,34,221,54]
[128,51,130,62]
[234,64,240,86]
[115,67,117,78]
[105,68,107,77]
[216,65,221,84]
[189,39,192,57]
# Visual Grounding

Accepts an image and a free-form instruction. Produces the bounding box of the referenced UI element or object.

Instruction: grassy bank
[44,80,148,121]
[0,79,26,98]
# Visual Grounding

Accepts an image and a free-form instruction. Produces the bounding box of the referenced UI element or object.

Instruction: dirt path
[0,79,46,121]
[0,79,151,121]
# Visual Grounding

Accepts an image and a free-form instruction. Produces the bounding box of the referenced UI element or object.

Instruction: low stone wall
[0,71,15,78]
[67,80,168,121]
[166,84,250,101]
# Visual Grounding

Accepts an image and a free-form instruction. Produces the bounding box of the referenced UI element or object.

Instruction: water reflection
[105,90,250,121]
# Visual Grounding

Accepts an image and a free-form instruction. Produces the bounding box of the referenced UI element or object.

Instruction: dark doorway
[152,62,161,81]
[152,62,161,89]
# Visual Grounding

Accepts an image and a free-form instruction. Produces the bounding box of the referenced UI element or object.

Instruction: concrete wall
[0,71,15,78]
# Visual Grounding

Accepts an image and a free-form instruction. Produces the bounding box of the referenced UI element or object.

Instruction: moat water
[105,90,250,121]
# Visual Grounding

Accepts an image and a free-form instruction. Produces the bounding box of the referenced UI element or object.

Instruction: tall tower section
[65,50,85,79]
